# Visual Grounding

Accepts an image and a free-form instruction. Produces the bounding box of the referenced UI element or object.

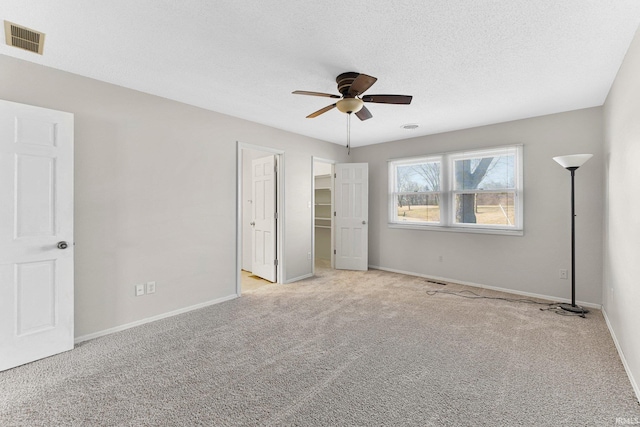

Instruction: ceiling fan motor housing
[336,72,360,95]
[336,72,364,113]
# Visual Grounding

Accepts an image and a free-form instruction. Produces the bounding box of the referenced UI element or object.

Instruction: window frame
[389,155,442,225]
[388,145,523,236]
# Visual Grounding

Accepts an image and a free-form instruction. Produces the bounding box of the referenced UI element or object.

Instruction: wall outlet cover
[135,284,145,296]
[146,281,156,294]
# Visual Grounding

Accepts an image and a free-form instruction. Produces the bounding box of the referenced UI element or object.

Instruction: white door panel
[251,155,276,282]
[335,163,368,271]
[0,100,74,371]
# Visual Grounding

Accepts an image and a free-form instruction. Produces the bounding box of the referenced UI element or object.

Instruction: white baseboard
[368,265,602,309]
[602,308,640,403]
[74,294,239,344]
[285,273,313,284]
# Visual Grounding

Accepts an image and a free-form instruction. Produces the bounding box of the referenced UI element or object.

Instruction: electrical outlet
[438,255,443,262]
[559,269,568,280]
[146,281,156,294]
[307,252,311,260]
[135,284,145,296]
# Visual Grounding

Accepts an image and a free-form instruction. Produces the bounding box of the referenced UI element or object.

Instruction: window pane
[454,154,515,191]
[454,192,515,226]
[396,194,440,223]
[396,162,440,192]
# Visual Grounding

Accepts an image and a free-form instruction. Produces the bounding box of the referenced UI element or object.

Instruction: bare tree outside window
[394,160,441,222]
[396,166,420,210]
[455,157,494,223]
[411,162,440,204]
[454,154,515,225]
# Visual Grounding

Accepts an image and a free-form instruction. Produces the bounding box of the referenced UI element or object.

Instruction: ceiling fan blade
[355,105,372,121]
[362,94,413,104]
[348,74,377,96]
[307,103,336,118]
[293,90,341,99]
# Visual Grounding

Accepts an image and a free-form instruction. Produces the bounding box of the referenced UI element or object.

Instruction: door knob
[250,222,255,226]
[57,241,68,249]
[362,220,367,225]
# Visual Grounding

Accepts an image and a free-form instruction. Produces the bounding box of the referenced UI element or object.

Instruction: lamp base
[559,303,589,314]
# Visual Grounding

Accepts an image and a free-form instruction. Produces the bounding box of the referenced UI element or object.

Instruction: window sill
[388,222,524,236]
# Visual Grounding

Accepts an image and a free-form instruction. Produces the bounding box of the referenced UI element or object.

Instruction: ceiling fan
[292,72,413,121]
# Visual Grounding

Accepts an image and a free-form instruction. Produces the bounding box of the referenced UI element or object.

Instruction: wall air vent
[4,21,45,55]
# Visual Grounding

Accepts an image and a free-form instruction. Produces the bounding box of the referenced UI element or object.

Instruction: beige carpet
[1,265,639,426]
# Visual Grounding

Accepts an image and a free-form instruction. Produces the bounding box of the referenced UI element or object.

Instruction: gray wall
[353,108,604,305]
[603,27,640,397]
[0,54,348,338]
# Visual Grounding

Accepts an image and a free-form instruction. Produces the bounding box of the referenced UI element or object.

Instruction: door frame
[236,141,284,295]
[311,156,335,276]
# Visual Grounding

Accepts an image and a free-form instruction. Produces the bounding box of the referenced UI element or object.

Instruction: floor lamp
[552,154,593,314]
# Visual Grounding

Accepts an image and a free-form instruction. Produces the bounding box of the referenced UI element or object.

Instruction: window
[391,156,442,223]
[389,145,522,234]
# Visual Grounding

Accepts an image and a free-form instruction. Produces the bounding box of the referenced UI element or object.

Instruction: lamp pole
[568,167,580,310]
[552,154,592,315]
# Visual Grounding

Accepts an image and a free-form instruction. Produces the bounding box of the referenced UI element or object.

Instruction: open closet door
[0,100,74,371]
[334,163,368,271]
[251,155,277,282]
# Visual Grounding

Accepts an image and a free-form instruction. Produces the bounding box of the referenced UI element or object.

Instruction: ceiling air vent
[4,21,45,55]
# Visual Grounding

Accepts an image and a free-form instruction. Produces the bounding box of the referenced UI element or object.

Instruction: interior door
[335,163,368,271]
[251,155,277,282]
[0,99,74,371]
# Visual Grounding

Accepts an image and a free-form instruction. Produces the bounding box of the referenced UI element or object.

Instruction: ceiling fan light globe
[336,98,364,114]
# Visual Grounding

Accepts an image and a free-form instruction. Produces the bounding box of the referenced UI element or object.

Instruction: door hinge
[334,211,336,216]
[334,173,336,178]
[274,212,278,219]
[334,249,336,255]
[274,259,278,266]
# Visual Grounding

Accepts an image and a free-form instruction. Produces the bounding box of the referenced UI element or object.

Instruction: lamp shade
[552,154,593,169]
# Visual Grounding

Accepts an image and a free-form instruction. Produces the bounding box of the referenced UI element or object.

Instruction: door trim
[236,142,284,295]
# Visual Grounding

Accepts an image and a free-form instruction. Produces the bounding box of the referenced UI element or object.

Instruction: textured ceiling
[2,1,640,147]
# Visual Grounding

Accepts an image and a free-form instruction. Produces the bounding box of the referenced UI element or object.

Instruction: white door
[335,163,368,271]
[0,100,74,371]
[251,155,276,282]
